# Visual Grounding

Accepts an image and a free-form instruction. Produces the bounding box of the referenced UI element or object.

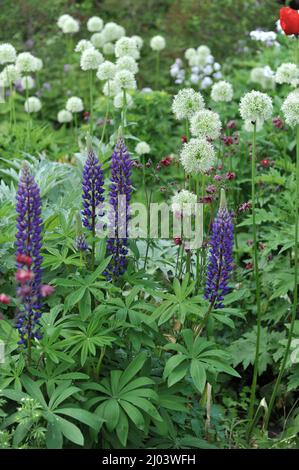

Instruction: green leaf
[118,352,147,390]
[56,415,84,446]
[163,354,187,379]
[55,408,102,431]
[116,409,129,447]
[121,400,145,430]
[190,359,206,393]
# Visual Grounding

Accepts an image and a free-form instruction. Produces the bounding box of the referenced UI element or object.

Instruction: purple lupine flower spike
[204,188,234,309]
[105,138,133,280]
[81,148,105,233]
[15,163,43,344]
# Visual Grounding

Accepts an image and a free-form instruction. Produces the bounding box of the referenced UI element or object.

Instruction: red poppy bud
[0,293,10,305]
[280,7,299,36]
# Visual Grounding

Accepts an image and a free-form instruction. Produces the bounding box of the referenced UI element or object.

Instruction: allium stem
[155,51,160,90]
[100,81,110,145]
[247,123,262,437]
[264,124,299,430]
[89,70,94,135]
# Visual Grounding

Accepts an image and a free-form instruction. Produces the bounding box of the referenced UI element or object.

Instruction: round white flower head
[190,110,222,140]
[150,35,166,51]
[116,55,138,74]
[0,43,16,65]
[57,109,73,123]
[57,14,72,28]
[132,35,143,50]
[197,45,211,57]
[21,76,35,90]
[113,92,134,109]
[251,66,275,90]
[103,22,125,42]
[250,67,266,84]
[66,96,84,113]
[75,40,94,53]
[211,80,233,102]
[97,61,116,81]
[61,17,80,34]
[34,58,43,71]
[172,88,205,120]
[87,16,104,33]
[16,52,39,73]
[80,48,104,71]
[239,90,272,123]
[135,141,150,155]
[180,138,216,175]
[201,77,213,90]
[24,96,42,113]
[275,63,299,88]
[185,48,196,61]
[0,65,20,86]
[115,37,139,59]
[171,190,198,216]
[282,89,299,127]
[114,70,136,90]
[103,79,121,97]
[103,42,115,56]
[90,32,106,49]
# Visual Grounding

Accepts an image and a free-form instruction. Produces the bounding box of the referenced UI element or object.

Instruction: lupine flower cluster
[82,149,105,233]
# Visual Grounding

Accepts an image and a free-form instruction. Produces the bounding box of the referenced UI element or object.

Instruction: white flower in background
[0,65,20,86]
[206,55,214,65]
[113,92,134,109]
[180,138,216,175]
[239,91,272,125]
[103,22,125,42]
[90,32,106,48]
[170,59,185,84]
[172,190,197,216]
[80,48,104,70]
[115,37,139,59]
[135,141,150,155]
[16,53,40,73]
[103,42,115,56]
[57,109,73,123]
[276,63,299,88]
[21,76,35,90]
[250,30,279,47]
[150,35,166,51]
[97,61,116,81]
[132,35,143,50]
[282,89,299,127]
[24,96,42,113]
[61,17,80,34]
[214,62,221,71]
[103,79,121,96]
[75,40,94,53]
[116,55,138,74]
[197,45,211,58]
[114,70,136,90]
[57,14,72,28]
[0,43,16,65]
[211,80,233,102]
[203,65,213,75]
[172,88,205,120]
[190,109,222,140]
[87,16,104,33]
[66,96,84,113]
[251,66,275,90]
[200,76,213,90]
[185,48,196,61]
[34,58,43,71]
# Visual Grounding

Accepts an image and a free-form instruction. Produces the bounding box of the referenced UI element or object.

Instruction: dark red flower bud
[227,120,236,130]
[16,254,32,266]
[245,262,253,270]
[280,7,299,35]
[261,159,270,168]
[173,237,182,246]
[181,135,188,143]
[225,172,236,181]
[223,136,234,146]
[0,294,10,305]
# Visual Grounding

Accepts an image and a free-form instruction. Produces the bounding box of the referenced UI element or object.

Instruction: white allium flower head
[185,48,196,61]
[135,141,150,155]
[75,40,94,53]
[103,22,126,42]
[66,96,84,113]
[197,45,211,57]
[250,66,275,90]
[57,109,73,123]
[250,67,266,84]
[90,33,106,49]
[0,43,17,65]
[171,190,197,216]
[21,76,35,90]
[115,37,140,59]
[103,42,115,55]
[211,80,233,102]
[172,88,205,120]
[113,92,134,109]
[150,35,166,51]
[57,14,72,28]
[16,53,39,73]
[282,89,299,127]
[34,58,43,71]
[103,79,121,97]
[24,96,42,113]
[80,48,104,71]
[87,16,104,33]
[97,61,116,81]
[201,77,213,90]
[61,17,80,34]
[132,35,143,50]
[0,65,20,86]
[180,138,216,175]
[275,63,299,88]
[190,110,222,140]
[114,70,136,90]
[116,55,138,74]
[239,90,272,123]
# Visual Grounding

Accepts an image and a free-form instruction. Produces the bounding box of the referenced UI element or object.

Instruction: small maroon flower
[206,184,217,194]
[160,156,173,167]
[156,163,161,171]
[181,135,188,143]
[267,254,273,261]
[217,164,223,171]
[0,294,10,305]
[225,172,236,181]
[199,196,213,204]
[16,254,32,266]
[227,120,236,130]
[146,159,152,168]
[247,239,254,246]
[40,284,55,298]
[214,175,222,181]
[223,136,234,146]
[173,237,182,246]
[15,269,34,283]
[238,201,252,213]
[245,262,253,270]
[260,158,270,168]
[273,117,284,130]
[83,111,90,122]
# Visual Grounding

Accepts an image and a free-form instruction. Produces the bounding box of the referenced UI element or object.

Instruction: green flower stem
[247,122,262,438]
[89,70,94,135]
[264,124,299,430]
[100,81,110,145]
[121,88,127,132]
[155,51,160,90]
